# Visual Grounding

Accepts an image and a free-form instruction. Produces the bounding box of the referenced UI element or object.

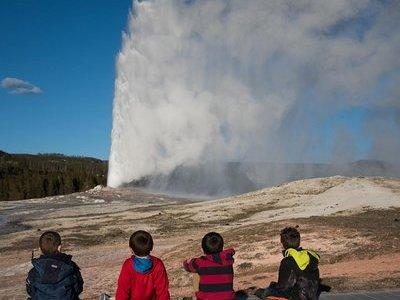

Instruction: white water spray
[109,0,400,193]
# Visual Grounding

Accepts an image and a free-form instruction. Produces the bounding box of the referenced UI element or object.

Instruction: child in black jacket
[26,231,84,300]
[256,227,326,300]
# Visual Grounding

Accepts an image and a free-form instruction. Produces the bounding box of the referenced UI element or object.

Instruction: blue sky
[0,0,131,159]
[0,0,398,163]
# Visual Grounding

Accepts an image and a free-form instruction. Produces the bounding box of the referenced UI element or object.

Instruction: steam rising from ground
[108,0,400,193]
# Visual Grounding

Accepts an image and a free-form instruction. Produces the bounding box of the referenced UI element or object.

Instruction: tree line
[0,150,107,201]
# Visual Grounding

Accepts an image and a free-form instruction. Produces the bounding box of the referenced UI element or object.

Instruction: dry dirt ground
[1,176,400,299]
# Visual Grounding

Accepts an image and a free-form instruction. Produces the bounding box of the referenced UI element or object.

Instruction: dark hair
[280,227,300,249]
[202,232,224,255]
[39,231,62,255]
[129,230,153,256]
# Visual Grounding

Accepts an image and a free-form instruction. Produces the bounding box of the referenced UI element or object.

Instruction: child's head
[39,231,62,255]
[201,232,224,255]
[129,230,153,256]
[280,227,300,250]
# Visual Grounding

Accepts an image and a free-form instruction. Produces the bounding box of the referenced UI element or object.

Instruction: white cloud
[1,77,43,95]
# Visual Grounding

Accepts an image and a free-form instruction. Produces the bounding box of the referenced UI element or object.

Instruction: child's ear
[58,244,62,252]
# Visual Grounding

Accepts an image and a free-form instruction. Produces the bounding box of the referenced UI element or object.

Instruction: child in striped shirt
[183,232,235,300]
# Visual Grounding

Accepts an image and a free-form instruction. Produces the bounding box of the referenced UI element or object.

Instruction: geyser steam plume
[109,0,400,194]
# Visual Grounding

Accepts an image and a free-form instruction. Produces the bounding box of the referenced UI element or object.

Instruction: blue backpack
[27,253,83,300]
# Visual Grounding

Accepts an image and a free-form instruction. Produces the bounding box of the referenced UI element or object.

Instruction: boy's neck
[284,247,302,251]
[42,250,61,256]
[283,244,302,249]
[204,251,221,255]
[135,255,150,259]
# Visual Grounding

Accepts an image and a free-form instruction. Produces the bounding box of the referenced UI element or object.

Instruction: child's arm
[26,268,37,298]
[73,265,84,296]
[115,260,132,300]
[154,260,170,300]
[183,258,198,273]
[274,258,296,294]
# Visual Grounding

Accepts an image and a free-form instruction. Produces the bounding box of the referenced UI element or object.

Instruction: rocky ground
[1,176,400,299]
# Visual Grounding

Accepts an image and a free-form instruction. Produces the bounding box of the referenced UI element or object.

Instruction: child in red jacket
[183,232,235,300]
[116,230,170,300]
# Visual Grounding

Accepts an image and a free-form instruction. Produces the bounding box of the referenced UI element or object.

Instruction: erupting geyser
[108,0,400,195]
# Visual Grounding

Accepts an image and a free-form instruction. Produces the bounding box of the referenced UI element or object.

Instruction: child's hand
[269,281,277,288]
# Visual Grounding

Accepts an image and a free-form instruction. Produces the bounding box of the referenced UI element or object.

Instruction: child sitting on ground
[256,227,324,300]
[26,231,84,299]
[115,230,170,300]
[183,232,235,300]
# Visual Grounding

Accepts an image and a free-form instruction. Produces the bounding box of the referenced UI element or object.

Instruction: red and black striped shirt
[183,248,235,300]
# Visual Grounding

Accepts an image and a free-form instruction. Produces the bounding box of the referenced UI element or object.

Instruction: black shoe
[319,283,331,292]
[254,288,267,299]
[235,290,248,300]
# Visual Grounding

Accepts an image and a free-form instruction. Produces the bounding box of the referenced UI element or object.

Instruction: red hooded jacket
[115,255,170,300]
[183,248,235,300]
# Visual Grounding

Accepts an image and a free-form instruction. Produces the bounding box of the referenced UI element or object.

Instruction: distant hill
[131,160,400,197]
[0,151,107,201]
